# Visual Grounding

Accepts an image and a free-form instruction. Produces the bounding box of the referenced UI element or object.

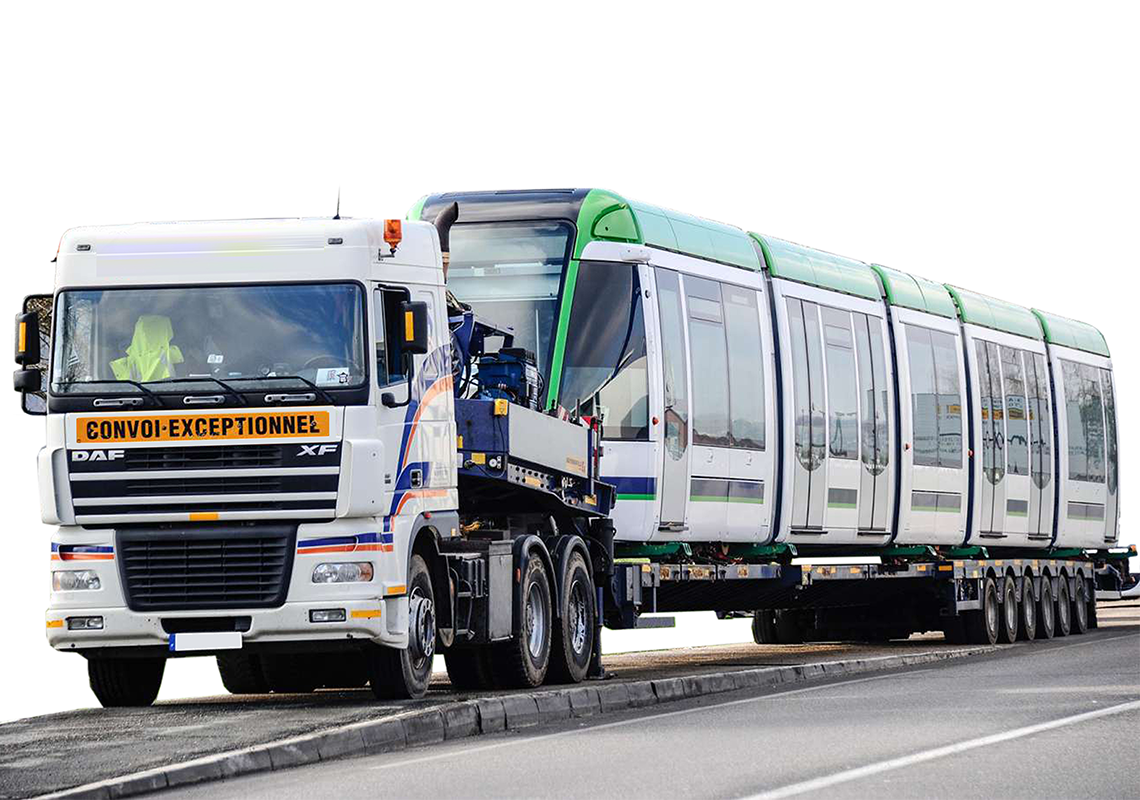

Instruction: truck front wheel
[367,554,435,700]
[216,653,269,694]
[88,656,165,707]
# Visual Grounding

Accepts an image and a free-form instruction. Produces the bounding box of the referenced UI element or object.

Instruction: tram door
[654,269,690,530]
[975,340,1007,537]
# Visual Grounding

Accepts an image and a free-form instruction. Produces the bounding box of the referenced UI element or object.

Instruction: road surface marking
[740,699,1140,800]
[367,670,932,773]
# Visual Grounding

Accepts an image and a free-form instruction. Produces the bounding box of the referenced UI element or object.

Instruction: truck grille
[67,442,341,523]
[117,527,295,611]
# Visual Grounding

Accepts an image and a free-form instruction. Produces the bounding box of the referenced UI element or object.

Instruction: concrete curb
[36,646,993,799]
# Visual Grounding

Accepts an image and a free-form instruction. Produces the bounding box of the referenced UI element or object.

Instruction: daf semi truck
[16,190,1133,708]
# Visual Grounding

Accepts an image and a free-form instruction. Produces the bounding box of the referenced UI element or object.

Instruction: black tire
[261,654,319,693]
[367,554,436,700]
[88,657,165,707]
[773,610,803,644]
[444,648,496,691]
[964,576,1001,645]
[1072,577,1090,634]
[1088,591,1099,629]
[547,551,596,685]
[216,653,269,694]
[1055,577,1072,637]
[491,555,552,688]
[997,576,1019,644]
[1017,578,1037,641]
[1035,577,1056,640]
[752,610,778,644]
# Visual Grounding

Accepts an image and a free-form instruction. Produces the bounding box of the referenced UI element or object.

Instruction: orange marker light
[384,219,403,252]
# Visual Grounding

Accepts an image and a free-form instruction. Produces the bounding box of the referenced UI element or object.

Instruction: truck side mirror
[15,311,40,365]
[14,295,50,416]
[401,300,429,356]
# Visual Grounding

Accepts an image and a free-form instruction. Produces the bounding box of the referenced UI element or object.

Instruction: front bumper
[46,595,409,653]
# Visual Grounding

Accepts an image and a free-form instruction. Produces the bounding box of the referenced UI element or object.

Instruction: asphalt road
[164,624,1140,800]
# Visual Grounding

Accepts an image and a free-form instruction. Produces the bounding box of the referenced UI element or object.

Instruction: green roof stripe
[749,234,880,300]
[1032,309,1109,357]
[629,201,760,270]
[944,285,1042,340]
[870,264,957,318]
[406,195,428,222]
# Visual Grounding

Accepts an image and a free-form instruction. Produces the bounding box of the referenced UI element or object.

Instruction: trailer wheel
[1017,580,1037,641]
[444,648,496,691]
[492,555,552,688]
[88,657,165,707]
[1054,577,1072,637]
[548,552,595,685]
[773,610,803,644]
[367,554,436,700]
[216,653,269,694]
[752,610,778,644]
[964,576,1000,645]
[1034,578,1055,639]
[261,654,318,693]
[997,576,1019,644]
[1071,578,1090,634]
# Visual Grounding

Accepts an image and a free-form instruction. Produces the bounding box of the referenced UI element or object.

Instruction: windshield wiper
[145,376,249,406]
[228,375,335,405]
[55,379,162,407]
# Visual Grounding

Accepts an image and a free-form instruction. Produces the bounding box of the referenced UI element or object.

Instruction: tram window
[1031,354,1052,489]
[930,331,963,469]
[722,285,765,450]
[822,307,857,459]
[559,261,648,440]
[1061,359,1105,483]
[787,298,813,471]
[1081,363,1106,483]
[1000,346,1029,476]
[867,318,890,473]
[655,269,689,459]
[686,276,731,446]
[985,342,1006,483]
[906,326,939,467]
[1102,369,1118,496]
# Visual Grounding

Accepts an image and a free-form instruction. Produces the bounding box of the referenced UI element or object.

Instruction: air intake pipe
[432,202,459,281]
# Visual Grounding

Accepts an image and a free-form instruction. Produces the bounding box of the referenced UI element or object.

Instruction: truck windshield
[447,221,572,384]
[51,283,367,395]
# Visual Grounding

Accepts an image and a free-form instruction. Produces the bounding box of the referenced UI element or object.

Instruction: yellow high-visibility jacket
[110,315,184,382]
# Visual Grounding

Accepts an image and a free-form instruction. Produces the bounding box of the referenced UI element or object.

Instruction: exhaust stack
[432,202,459,281]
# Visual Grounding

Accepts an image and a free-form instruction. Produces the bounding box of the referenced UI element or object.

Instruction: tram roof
[944,285,1043,340]
[869,264,958,319]
[1032,308,1110,356]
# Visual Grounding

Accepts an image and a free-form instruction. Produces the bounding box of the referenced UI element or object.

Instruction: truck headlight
[53,570,102,591]
[312,562,374,584]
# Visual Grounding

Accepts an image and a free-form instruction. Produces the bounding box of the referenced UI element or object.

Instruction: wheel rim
[525,582,547,659]
[1041,585,1054,629]
[1005,587,1017,632]
[985,586,999,637]
[568,578,589,656]
[408,586,436,666]
[1024,590,1036,630]
[1076,583,1088,627]
[1058,587,1070,628]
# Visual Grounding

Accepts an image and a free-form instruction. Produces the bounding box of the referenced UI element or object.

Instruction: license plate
[168,631,243,652]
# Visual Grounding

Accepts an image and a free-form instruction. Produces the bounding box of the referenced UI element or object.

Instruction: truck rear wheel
[997,576,1019,644]
[1035,578,1056,639]
[491,555,552,688]
[444,648,495,691]
[752,610,778,644]
[1054,577,1072,637]
[547,552,595,685]
[261,654,318,693]
[1017,580,1037,641]
[367,554,436,700]
[216,653,269,694]
[964,576,1000,645]
[1072,578,1090,634]
[88,657,165,707]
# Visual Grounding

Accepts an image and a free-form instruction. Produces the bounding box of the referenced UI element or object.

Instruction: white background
[1,2,1135,723]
